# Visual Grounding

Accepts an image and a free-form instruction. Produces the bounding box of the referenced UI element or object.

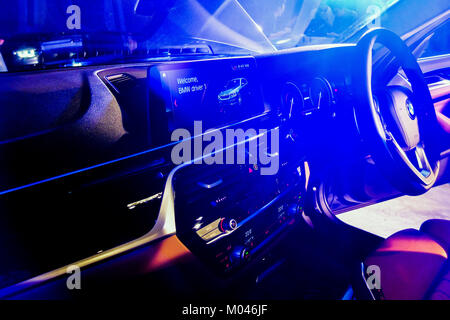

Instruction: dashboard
[0,44,358,294]
[0,44,378,296]
[137,53,354,276]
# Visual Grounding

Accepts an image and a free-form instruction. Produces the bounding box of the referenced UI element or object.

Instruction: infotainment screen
[149,57,265,133]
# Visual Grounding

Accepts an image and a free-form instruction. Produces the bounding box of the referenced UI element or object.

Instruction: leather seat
[364,219,450,300]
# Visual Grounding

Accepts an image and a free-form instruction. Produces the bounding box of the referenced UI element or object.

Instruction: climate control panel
[173,156,307,275]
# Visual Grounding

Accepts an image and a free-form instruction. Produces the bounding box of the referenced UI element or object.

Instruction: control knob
[219,218,238,232]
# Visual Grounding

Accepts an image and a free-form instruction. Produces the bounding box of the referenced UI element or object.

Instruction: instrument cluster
[280,77,336,122]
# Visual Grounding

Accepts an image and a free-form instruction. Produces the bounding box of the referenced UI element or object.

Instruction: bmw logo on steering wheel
[406,99,415,120]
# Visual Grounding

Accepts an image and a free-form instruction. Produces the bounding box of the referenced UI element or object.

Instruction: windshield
[0,0,447,72]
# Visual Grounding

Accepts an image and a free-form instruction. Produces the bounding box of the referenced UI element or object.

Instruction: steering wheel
[353,28,440,195]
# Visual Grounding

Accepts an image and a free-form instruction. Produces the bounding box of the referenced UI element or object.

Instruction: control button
[287,203,299,216]
[230,246,251,265]
[201,228,223,241]
[242,248,251,261]
[219,218,238,232]
[196,218,222,238]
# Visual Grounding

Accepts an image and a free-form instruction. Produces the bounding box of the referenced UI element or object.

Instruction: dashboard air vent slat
[105,73,136,93]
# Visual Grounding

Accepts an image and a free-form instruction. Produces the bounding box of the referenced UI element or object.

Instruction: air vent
[105,73,136,93]
[137,45,213,57]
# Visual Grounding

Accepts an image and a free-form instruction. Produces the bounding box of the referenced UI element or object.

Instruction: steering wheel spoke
[414,144,436,179]
[386,127,438,190]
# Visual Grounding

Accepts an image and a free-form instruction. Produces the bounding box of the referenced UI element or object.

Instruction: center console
[147,57,307,276]
[173,147,307,275]
[98,56,309,276]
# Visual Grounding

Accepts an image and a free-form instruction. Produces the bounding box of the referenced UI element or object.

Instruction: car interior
[0,0,449,301]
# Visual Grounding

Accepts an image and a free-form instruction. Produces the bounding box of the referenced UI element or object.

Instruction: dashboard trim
[0,113,275,298]
[0,161,179,298]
